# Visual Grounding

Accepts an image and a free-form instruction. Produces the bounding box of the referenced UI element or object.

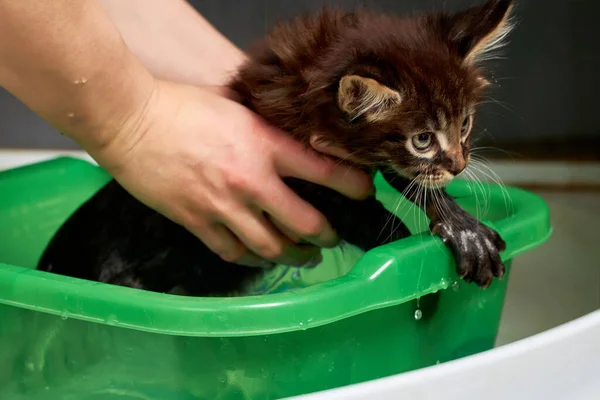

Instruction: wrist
[64,53,158,162]
[75,63,161,177]
[0,0,158,167]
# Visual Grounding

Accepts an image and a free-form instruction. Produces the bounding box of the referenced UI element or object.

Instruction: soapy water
[246,242,365,296]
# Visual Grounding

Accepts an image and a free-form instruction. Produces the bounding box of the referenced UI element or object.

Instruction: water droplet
[299,322,304,327]
[436,360,441,365]
[414,309,423,321]
[60,311,68,320]
[105,315,118,325]
[292,269,301,280]
[416,297,421,308]
[45,386,50,391]
[452,281,461,292]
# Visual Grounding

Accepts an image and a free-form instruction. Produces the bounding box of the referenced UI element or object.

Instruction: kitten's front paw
[432,217,506,288]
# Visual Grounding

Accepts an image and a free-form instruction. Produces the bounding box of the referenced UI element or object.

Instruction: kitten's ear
[446,0,514,65]
[337,75,402,122]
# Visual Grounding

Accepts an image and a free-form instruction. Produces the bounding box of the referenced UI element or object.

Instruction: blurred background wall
[1,0,599,158]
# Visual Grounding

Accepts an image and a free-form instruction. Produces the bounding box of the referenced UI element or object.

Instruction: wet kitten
[37,0,513,295]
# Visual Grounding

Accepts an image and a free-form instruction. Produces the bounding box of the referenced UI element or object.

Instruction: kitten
[37,0,513,296]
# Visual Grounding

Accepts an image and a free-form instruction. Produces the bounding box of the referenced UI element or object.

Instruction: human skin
[0,0,373,267]
[98,0,247,87]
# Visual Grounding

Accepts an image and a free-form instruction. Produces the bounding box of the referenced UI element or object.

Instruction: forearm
[0,1,155,155]
[98,0,247,86]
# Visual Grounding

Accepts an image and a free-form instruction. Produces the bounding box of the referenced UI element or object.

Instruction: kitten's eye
[412,132,433,151]
[461,116,472,136]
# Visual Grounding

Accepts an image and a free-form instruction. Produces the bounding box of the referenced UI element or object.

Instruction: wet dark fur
[38,0,513,296]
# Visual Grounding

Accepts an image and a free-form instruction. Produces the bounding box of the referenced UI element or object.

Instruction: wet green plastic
[0,157,551,400]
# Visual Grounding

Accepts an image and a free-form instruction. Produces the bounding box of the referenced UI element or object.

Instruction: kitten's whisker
[383,177,418,243]
[468,160,502,217]
[471,168,491,218]
[394,189,418,239]
[463,173,483,220]
[466,165,495,217]
[479,97,526,122]
[424,181,429,234]
[470,146,521,158]
[463,169,485,219]
[379,194,403,241]
[434,184,450,224]
[429,183,448,254]
[462,171,478,219]
[415,183,426,237]
[469,158,514,216]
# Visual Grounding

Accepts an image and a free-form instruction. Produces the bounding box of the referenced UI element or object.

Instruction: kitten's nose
[449,157,466,176]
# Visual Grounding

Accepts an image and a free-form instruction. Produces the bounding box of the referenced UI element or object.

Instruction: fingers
[309,135,353,159]
[223,208,322,267]
[187,223,269,268]
[267,214,303,244]
[257,180,340,249]
[274,136,373,201]
[203,85,243,103]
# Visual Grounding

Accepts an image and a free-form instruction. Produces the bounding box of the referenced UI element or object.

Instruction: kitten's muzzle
[448,164,466,176]
[447,156,467,176]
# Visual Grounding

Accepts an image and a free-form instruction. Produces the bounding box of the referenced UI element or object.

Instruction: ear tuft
[337,75,402,122]
[447,0,515,65]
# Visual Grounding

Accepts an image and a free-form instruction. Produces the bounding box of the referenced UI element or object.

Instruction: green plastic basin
[0,157,551,400]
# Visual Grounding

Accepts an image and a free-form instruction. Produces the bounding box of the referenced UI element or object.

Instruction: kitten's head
[320,0,514,187]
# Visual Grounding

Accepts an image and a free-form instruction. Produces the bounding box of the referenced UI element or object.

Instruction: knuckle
[183,216,211,235]
[224,170,258,198]
[256,241,285,260]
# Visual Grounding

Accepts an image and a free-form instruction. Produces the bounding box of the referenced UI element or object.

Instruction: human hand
[90,80,373,267]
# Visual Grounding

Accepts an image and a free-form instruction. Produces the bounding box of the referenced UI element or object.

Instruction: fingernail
[310,136,333,152]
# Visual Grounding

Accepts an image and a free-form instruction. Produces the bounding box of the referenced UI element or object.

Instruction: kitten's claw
[432,216,506,289]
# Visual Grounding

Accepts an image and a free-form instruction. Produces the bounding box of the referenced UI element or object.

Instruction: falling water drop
[414,297,422,320]
[452,281,461,292]
[414,309,423,321]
